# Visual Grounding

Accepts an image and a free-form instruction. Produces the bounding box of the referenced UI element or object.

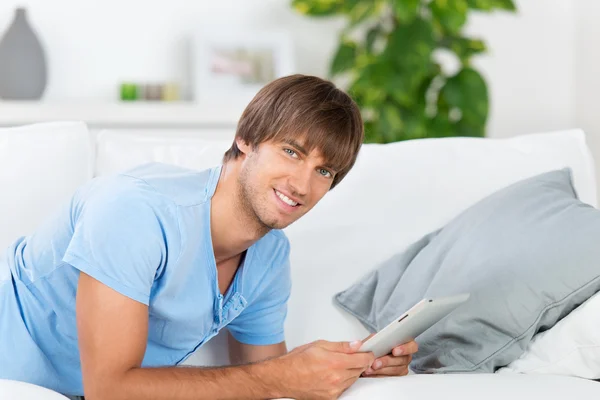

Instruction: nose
[289,164,312,197]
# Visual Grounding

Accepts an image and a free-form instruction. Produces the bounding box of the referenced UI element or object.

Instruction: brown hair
[223,74,364,189]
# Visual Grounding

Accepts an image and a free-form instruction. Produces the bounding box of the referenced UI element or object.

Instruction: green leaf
[400,108,428,140]
[380,19,436,104]
[430,0,469,34]
[494,0,516,10]
[353,58,396,89]
[455,120,485,137]
[466,0,516,11]
[347,1,376,27]
[384,17,436,70]
[291,0,344,16]
[393,0,421,23]
[349,70,388,112]
[365,88,387,107]
[388,75,413,107]
[364,120,384,143]
[444,36,486,63]
[353,85,386,109]
[379,104,404,141]
[440,68,485,109]
[366,25,382,54]
[330,40,358,75]
[416,69,440,109]
[426,114,454,137]
[439,67,488,135]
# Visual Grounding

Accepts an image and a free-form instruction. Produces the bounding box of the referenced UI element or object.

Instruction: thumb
[319,339,363,354]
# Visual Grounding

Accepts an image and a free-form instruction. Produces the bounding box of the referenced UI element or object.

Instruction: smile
[274,189,300,207]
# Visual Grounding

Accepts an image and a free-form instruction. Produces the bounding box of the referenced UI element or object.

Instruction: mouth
[274,189,301,209]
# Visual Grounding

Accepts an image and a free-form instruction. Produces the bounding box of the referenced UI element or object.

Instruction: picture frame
[192,30,295,105]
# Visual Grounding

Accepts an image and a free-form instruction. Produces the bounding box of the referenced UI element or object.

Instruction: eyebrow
[282,138,338,173]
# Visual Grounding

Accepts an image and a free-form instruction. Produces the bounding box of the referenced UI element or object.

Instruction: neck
[210,162,269,263]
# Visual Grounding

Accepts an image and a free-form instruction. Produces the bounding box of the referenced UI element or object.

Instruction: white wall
[467,0,576,139]
[574,0,600,183]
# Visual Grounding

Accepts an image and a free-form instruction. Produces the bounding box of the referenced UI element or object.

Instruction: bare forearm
[228,334,287,366]
[86,358,286,400]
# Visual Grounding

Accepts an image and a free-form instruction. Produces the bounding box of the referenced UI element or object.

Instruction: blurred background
[0,0,599,173]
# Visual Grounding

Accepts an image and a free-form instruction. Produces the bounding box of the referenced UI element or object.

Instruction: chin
[262,219,291,230]
[259,214,296,230]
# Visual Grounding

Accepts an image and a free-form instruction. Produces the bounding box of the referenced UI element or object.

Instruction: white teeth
[276,190,298,206]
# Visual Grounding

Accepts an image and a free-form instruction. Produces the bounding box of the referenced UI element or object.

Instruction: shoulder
[73,170,167,215]
[71,165,190,230]
[117,162,221,206]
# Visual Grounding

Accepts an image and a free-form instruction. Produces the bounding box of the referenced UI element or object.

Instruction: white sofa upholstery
[1,122,599,398]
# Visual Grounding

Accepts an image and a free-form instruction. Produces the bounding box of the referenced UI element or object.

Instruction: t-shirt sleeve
[227,245,292,346]
[63,180,168,305]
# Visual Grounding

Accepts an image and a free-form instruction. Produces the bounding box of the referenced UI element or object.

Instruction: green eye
[319,168,332,178]
[284,148,297,157]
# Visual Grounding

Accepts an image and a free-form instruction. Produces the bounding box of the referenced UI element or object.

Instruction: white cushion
[337,374,600,399]
[497,290,600,379]
[94,129,232,177]
[0,122,92,249]
[0,379,68,399]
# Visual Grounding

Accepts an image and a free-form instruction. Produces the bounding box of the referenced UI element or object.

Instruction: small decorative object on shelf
[144,84,163,101]
[118,82,181,102]
[0,7,48,100]
[119,82,138,101]
[161,83,179,101]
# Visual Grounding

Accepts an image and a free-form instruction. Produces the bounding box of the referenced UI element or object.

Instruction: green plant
[292,0,516,143]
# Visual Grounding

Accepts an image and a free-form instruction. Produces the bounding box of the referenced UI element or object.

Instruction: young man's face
[237,137,337,230]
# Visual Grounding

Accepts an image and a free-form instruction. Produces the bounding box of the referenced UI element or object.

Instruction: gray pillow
[334,169,600,373]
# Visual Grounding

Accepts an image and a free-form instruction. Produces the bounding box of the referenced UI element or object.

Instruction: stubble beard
[237,163,279,235]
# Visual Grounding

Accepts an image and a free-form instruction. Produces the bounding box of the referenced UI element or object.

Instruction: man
[0,74,418,399]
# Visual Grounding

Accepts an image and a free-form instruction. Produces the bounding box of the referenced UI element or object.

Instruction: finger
[341,351,376,369]
[392,340,419,357]
[319,339,363,354]
[331,352,375,371]
[362,333,375,343]
[371,354,412,370]
[363,365,410,377]
[346,367,369,380]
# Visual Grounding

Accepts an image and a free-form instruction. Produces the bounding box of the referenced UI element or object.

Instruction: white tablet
[358,293,470,358]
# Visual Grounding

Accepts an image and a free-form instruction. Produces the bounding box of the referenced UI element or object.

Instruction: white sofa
[1,121,599,399]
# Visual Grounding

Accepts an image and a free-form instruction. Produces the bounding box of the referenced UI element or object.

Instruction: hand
[360,334,419,378]
[275,339,376,400]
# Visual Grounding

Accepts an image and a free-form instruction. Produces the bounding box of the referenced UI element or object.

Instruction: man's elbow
[82,370,129,400]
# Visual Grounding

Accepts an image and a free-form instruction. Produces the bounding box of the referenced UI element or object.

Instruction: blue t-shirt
[0,163,291,396]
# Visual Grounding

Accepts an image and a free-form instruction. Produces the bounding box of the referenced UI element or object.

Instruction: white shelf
[0,101,244,129]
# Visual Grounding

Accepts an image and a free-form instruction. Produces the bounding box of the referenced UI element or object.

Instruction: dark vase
[0,7,48,100]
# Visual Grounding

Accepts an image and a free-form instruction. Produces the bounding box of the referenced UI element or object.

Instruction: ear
[236,138,253,156]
